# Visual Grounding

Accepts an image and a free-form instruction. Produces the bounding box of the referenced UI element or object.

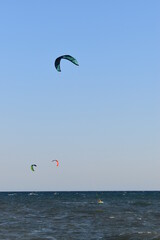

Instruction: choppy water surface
[0,191,160,239]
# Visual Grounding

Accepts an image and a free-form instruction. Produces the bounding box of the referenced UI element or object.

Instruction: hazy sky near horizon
[0,0,159,191]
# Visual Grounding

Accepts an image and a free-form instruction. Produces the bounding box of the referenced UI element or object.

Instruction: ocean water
[0,191,160,240]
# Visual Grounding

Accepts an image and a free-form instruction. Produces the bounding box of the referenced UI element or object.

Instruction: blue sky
[0,0,159,191]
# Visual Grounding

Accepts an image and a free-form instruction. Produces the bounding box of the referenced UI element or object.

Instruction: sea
[0,191,160,240]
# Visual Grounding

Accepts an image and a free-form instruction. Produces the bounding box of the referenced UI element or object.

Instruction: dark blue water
[0,191,160,239]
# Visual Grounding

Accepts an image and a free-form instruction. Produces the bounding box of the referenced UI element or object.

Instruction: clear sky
[0,0,159,191]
